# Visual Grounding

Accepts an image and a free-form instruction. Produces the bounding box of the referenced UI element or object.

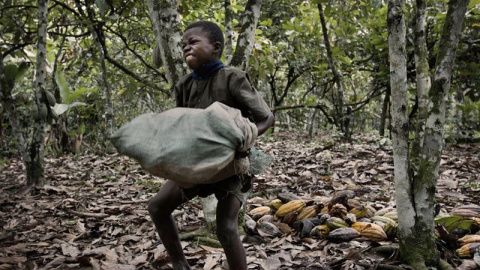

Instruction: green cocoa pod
[38,104,48,119]
[31,106,39,120]
[45,91,56,106]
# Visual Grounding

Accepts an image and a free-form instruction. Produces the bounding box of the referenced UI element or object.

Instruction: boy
[147,21,274,270]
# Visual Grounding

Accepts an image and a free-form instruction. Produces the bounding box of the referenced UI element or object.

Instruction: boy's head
[182,21,224,70]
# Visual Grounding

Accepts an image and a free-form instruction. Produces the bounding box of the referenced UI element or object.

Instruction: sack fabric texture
[110,102,258,188]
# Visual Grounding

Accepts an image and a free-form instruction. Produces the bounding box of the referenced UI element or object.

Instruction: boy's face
[182,27,221,70]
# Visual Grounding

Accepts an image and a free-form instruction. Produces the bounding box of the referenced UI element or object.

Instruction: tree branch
[103,24,167,82]
[104,53,169,96]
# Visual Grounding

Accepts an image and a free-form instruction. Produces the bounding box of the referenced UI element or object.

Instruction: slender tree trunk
[26,0,49,186]
[411,0,431,153]
[230,0,262,70]
[224,0,234,65]
[74,1,113,141]
[95,32,114,138]
[145,0,186,85]
[309,109,318,138]
[317,3,348,139]
[379,86,391,137]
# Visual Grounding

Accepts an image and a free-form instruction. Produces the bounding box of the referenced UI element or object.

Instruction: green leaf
[4,64,18,82]
[435,215,474,232]
[52,102,87,116]
[96,0,107,17]
[66,86,98,104]
[78,122,86,135]
[55,70,71,103]
[260,18,272,26]
[468,0,480,9]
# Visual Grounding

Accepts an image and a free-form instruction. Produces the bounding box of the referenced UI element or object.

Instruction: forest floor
[1,132,479,270]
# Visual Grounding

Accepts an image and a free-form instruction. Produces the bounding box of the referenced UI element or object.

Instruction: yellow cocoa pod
[349,205,368,219]
[268,199,283,210]
[456,242,480,258]
[296,205,317,221]
[351,221,371,232]
[248,206,271,216]
[383,211,398,221]
[352,222,387,241]
[310,225,330,239]
[274,200,306,219]
[458,235,480,246]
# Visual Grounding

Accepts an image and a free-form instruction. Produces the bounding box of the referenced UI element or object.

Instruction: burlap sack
[110,102,258,188]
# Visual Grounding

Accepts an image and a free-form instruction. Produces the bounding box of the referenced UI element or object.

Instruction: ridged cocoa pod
[326,217,349,230]
[282,210,299,225]
[458,235,480,246]
[274,200,306,219]
[249,206,272,216]
[351,222,387,241]
[296,205,318,221]
[257,221,282,238]
[329,203,348,219]
[310,225,330,239]
[327,227,360,242]
[456,242,480,258]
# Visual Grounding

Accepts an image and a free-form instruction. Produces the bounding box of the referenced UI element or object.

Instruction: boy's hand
[235,150,250,159]
[256,113,275,136]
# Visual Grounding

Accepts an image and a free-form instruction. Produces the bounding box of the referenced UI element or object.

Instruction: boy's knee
[216,222,237,242]
[148,197,165,217]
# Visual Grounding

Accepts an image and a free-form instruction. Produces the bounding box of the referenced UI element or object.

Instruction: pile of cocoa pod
[244,191,480,259]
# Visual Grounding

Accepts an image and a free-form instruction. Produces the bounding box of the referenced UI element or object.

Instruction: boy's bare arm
[255,113,274,136]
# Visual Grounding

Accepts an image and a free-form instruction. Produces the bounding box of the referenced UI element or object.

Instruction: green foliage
[66,87,98,104]
[435,215,474,232]
[457,97,480,131]
[55,70,71,103]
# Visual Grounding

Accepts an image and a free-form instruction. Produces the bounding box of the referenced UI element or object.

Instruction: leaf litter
[0,132,479,269]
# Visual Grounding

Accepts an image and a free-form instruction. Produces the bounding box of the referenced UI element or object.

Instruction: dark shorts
[181,174,253,205]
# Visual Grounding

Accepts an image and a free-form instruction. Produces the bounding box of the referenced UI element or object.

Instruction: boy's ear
[213,42,222,55]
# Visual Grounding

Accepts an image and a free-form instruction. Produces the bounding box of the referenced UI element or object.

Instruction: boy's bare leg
[216,194,247,270]
[148,180,191,270]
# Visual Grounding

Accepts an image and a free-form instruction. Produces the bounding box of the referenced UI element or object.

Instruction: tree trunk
[411,0,431,154]
[224,0,234,65]
[379,85,391,137]
[388,0,470,268]
[229,0,262,70]
[145,0,186,86]
[26,0,49,186]
[94,30,114,139]
[317,3,348,139]
[74,1,113,142]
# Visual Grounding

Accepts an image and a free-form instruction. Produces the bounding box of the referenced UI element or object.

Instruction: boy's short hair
[185,21,224,55]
